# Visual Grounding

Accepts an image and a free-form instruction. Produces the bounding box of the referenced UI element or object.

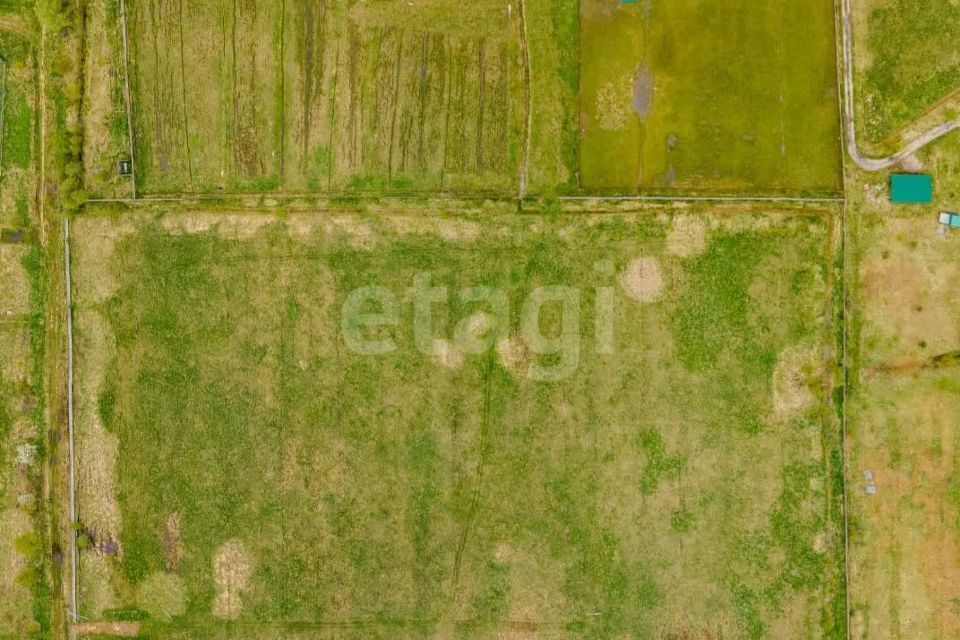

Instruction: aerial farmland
[0,0,958,638]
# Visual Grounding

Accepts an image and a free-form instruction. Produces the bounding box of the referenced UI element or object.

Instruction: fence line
[118,0,137,198]
[63,217,78,622]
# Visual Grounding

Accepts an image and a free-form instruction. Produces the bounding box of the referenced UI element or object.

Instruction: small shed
[940,212,960,228]
[890,174,932,204]
[118,159,133,176]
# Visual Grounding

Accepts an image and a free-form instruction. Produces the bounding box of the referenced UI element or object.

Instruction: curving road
[838,0,960,171]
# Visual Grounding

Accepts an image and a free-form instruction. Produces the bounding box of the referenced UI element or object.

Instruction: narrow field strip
[63,217,78,623]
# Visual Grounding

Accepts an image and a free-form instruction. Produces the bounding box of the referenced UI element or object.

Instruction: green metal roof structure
[890,174,933,204]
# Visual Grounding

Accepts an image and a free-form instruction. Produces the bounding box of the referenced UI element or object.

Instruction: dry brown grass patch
[432,338,464,370]
[212,540,253,619]
[619,257,664,303]
[595,75,632,131]
[496,336,531,379]
[162,514,183,571]
[771,345,819,420]
[666,215,708,258]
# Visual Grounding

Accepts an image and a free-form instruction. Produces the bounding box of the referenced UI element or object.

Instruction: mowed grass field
[93,0,531,195]
[579,0,842,195]
[72,207,845,639]
[853,0,960,148]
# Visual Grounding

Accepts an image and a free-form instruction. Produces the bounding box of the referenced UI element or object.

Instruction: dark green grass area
[858,0,960,144]
[2,84,32,170]
[76,211,842,638]
[579,0,842,195]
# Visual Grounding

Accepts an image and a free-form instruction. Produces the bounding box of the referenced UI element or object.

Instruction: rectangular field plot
[579,0,842,195]
[119,0,521,195]
[71,207,845,638]
[853,0,960,148]
[848,214,960,640]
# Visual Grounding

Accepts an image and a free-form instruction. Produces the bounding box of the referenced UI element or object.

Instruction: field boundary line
[84,192,846,206]
[840,200,852,640]
[516,0,532,198]
[38,28,46,239]
[63,217,78,623]
[118,0,137,198]
[0,56,7,176]
[837,0,960,170]
[559,195,845,203]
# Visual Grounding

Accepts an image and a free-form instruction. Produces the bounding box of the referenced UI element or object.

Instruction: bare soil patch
[595,75,631,131]
[161,514,183,571]
[73,621,141,637]
[619,257,664,303]
[212,540,253,619]
[771,345,819,419]
[432,338,465,370]
[496,336,531,379]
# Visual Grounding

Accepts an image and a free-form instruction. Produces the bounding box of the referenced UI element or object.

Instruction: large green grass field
[71,207,845,639]
[579,0,842,195]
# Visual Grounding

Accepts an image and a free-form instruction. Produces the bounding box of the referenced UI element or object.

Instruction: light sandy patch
[330,216,378,250]
[862,244,960,358]
[596,76,632,131]
[432,338,464,369]
[666,215,708,257]
[0,246,31,316]
[813,531,829,554]
[863,182,888,209]
[137,572,187,619]
[435,218,481,242]
[281,437,303,492]
[772,345,819,420]
[0,328,30,383]
[658,617,736,640]
[75,309,122,542]
[466,312,494,338]
[72,215,138,304]
[619,257,664,303]
[384,215,432,237]
[496,336,531,379]
[455,311,499,350]
[160,212,274,240]
[161,514,183,571]
[284,215,319,240]
[73,621,141,637]
[212,540,253,619]
[898,153,923,172]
